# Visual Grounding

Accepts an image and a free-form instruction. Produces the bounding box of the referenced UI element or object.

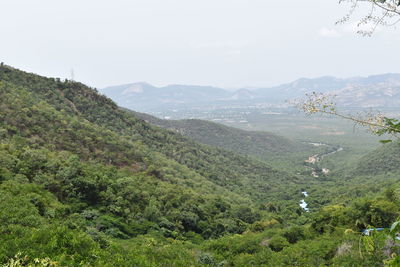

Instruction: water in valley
[300,191,309,212]
[300,143,344,211]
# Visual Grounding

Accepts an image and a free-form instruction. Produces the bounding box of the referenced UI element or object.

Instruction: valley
[3,0,400,265]
[304,143,344,178]
[299,143,345,212]
[1,65,400,266]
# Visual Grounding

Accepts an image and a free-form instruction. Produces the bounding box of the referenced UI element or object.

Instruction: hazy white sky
[1,0,399,89]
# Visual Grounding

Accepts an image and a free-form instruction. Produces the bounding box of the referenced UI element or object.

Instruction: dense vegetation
[1,65,400,266]
[352,144,400,176]
[131,111,322,165]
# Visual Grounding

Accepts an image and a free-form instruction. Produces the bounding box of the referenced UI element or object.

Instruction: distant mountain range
[100,83,229,110]
[100,73,400,111]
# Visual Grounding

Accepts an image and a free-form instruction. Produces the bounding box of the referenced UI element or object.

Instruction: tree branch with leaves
[338,0,400,36]
[299,92,400,142]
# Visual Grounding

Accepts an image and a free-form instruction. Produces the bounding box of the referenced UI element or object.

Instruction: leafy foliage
[132,111,314,161]
[1,64,400,266]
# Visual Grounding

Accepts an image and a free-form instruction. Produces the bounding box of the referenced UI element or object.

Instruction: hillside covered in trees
[130,111,320,164]
[2,65,400,266]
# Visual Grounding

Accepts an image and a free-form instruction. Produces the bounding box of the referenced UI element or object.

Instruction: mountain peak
[100,73,400,111]
[121,82,155,95]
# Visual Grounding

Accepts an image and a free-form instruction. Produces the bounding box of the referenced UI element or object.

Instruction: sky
[1,0,399,89]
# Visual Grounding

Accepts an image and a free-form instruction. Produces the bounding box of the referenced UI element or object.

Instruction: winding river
[299,143,344,212]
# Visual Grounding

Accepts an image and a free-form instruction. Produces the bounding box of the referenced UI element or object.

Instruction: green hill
[2,65,400,266]
[131,111,314,162]
[352,143,400,176]
[0,65,304,203]
[0,65,309,264]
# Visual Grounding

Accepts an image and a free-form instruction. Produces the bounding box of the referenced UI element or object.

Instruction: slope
[0,64,310,224]
[351,143,400,176]
[131,110,317,162]
[2,65,400,266]
[0,65,305,204]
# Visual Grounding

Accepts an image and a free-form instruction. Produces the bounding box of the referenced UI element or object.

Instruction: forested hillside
[131,111,318,162]
[352,143,400,176]
[2,65,400,266]
[0,65,304,265]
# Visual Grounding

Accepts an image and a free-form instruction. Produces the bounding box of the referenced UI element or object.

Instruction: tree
[299,1,400,140]
[338,0,400,36]
[299,92,400,142]
[302,2,400,265]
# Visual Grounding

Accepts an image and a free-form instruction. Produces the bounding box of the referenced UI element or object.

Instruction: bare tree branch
[338,0,400,35]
